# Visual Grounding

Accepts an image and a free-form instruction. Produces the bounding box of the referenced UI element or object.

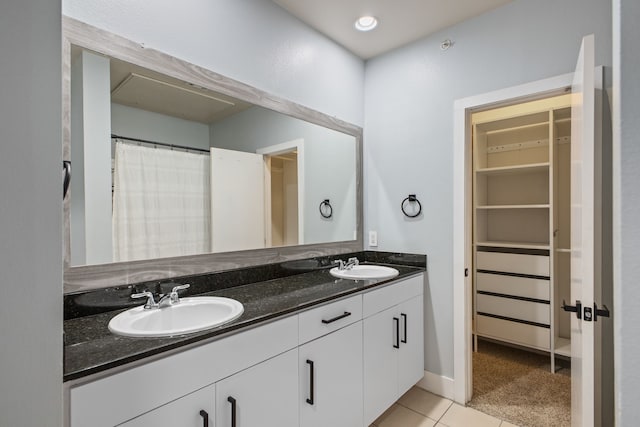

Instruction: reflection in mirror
[69,48,357,267]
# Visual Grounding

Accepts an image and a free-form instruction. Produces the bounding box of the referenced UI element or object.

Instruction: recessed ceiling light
[354,16,378,32]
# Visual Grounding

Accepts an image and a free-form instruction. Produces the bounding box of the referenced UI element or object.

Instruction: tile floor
[370,387,519,427]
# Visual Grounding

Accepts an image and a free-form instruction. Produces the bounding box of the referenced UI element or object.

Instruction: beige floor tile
[372,403,400,426]
[376,404,437,427]
[500,421,519,427]
[397,387,453,420]
[439,403,501,427]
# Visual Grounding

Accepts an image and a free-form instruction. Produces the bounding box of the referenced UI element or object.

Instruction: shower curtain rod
[111,134,210,153]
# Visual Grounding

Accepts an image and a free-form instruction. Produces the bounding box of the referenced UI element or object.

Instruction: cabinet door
[215,349,298,427]
[398,295,424,395]
[363,305,399,426]
[299,322,363,427]
[120,384,215,427]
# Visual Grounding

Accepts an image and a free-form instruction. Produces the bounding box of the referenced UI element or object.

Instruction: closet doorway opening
[467,94,573,426]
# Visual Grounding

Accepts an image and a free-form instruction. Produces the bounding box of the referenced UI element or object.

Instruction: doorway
[266,150,299,247]
[465,93,574,426]
[452,73,575,411]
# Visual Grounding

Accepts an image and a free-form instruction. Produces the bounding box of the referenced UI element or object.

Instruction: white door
[397,295,425,394]
[570,34,599,427]
[210,147,265,252]
[120,385,215,427]
[299,322,363,427]
[215,349,299,427]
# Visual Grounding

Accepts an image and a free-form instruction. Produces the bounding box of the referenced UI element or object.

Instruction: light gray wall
[364,0,612,379]
[0,1,62,426]
[613,0,640,424]
[62,0,365,127]
[210,106,357,244]
[111,103,211,150]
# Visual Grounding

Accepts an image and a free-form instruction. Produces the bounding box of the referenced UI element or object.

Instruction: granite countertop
[64,261,424,382]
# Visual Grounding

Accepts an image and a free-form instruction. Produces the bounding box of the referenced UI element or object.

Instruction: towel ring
[319,199,333,219]
[401,194,422,218]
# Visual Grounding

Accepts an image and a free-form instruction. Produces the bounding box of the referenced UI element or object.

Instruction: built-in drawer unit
[477,250,549,277]
[476,294,550,326]
[476,314,550,350]
[476,272,550,301]
[298,294,362,345]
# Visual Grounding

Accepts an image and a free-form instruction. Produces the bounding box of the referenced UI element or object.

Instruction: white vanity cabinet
[67,273,425,427]
[298,294,363,427]
[362,276,424,426]
[215,349,299,427]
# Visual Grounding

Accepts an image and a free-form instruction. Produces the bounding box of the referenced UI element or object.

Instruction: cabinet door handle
[401,313,408,344]
[199,410,209,427]
[321,311,351,324]
[393,317,400,349]
[227,396,236,427]
[306,359,315,405]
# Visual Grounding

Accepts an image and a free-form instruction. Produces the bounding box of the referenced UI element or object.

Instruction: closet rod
[111,134,210,153]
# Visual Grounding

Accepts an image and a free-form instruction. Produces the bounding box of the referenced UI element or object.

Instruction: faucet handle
[170,283,190,303]
[347,257,359,266]
[131,291,157,309]
[333,259,346,270]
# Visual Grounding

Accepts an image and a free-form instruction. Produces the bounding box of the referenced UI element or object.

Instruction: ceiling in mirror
[68,46,358,267]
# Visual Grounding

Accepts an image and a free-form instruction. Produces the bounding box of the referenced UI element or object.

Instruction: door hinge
[464,268,469,277]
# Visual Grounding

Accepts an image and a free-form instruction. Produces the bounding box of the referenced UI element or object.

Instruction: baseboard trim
[415,370,455,400]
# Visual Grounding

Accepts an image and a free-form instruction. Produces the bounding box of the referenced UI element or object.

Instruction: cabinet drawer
[363,274,423,318]
[476,294,549,325]
[476,314,550,350]
[477,251,549,276]
[299,294,362,344]
[476,272,549,301]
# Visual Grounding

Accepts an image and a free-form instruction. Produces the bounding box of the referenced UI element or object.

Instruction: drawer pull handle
[227,396,236,427]
[393,317,400,349]
[306,359,315,405]
[401,313,408,344]
[199,410,209,427]
[321,311,351,324]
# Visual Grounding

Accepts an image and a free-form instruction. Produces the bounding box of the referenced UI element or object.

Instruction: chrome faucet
[131,284,191,309]
[345,257,359,269]
[333,257,359,271]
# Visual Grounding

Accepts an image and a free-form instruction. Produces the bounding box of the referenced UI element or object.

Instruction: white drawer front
[476,272,549,301]
[476,294,549,325]
[298,294,362,344]
[477,251,549,276]
[363,274,423,318]
[476,315,550,350]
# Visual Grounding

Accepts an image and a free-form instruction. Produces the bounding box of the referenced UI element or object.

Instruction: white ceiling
[273,0,513,59]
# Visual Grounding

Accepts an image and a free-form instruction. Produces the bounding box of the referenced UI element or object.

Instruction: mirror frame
[62,17,363,293]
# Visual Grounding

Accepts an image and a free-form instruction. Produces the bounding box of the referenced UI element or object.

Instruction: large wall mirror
[63,17,362,292]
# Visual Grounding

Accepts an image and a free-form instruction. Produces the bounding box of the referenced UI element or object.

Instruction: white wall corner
[415,371,455,401]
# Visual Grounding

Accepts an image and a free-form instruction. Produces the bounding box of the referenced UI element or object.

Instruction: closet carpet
[468,339,571,427]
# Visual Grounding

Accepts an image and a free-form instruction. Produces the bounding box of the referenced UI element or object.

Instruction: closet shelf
[476,204,550,210]
[475,241,551,250]
[555,337,571,357]
[476,163,550,176]
[555,248,571,253]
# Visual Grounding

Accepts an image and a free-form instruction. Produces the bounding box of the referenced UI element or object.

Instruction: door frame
[452,73,574,404]
[257,139,306,246]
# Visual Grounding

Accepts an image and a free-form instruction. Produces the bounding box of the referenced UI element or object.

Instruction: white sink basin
[330,265,399,280]
[108,297,244,338]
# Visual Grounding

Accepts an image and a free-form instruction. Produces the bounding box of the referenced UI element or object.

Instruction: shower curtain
[112,142,210,262]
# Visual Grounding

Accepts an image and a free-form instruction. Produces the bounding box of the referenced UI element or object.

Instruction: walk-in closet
[468,94,573,426]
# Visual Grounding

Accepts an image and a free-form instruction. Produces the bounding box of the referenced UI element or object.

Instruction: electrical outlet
[368,231,378,247]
